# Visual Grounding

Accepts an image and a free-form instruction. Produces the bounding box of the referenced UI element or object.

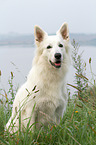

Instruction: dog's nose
[54,53,61,59]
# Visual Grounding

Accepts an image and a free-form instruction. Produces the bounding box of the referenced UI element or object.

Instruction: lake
[0,45,96,95]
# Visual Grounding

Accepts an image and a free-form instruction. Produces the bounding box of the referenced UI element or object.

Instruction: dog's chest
[34,83,64,106]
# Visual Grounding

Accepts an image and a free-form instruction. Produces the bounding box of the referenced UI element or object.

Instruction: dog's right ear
[34,26,47,43]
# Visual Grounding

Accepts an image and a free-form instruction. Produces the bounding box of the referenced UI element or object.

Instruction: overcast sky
[0,0,96,34]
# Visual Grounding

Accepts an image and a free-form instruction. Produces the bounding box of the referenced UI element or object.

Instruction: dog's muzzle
[50,53,62,68]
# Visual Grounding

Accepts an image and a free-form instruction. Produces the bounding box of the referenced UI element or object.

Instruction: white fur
[6,23,71,133]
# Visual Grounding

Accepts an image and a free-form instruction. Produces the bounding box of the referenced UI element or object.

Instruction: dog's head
[34,23,70,69]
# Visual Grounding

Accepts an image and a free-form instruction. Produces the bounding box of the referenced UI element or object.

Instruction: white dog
[6,22,71,133]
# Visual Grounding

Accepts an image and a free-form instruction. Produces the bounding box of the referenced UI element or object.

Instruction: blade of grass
[0,137,9,145]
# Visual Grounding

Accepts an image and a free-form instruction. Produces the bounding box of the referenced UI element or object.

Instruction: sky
[0,0,96,34]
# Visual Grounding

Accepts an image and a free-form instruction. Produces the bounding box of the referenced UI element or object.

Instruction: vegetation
[0,41,96,145]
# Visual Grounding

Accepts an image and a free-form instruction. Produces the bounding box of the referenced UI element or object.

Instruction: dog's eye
[47,45,52,49]
[58,44,63,48]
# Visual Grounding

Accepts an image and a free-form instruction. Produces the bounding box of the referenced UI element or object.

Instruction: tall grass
[0,41,96,144]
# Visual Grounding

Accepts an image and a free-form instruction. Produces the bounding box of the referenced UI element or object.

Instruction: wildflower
[11,71,14,78]
[50,125,56,131]
[0,70,1,76]
[50,126,53,131]
[0,70,1,81]
[89,57,91,64]
[88,111,91,114]
[75,111,78,113]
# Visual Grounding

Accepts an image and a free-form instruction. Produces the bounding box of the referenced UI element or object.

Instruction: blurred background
[0,0,96,94]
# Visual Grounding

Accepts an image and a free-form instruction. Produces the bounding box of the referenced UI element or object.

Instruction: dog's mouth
[49,60,61,68]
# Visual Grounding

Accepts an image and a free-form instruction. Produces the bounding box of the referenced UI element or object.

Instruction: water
[0,46,35,90]
[0,45,96,94]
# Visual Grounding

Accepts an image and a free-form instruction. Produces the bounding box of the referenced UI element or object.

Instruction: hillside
[70,33,96,46]
[0,34,34,46]
[0,33,96,46]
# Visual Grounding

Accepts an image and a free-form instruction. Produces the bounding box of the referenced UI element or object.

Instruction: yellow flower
[88,111,91,114]
[75,111,78,113]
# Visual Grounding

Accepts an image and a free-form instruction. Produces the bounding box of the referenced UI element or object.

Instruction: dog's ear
[34,26,47,43]
[57,22,69,40]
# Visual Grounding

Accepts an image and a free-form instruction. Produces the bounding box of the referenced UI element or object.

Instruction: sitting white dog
[6,22,71,133]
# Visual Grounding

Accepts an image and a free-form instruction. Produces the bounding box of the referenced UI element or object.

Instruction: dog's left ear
[34,26,47,43]
[57,22,69,40]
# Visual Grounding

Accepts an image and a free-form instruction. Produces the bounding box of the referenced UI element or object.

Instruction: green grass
[0,72,96,144]
[0,96,96,145]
